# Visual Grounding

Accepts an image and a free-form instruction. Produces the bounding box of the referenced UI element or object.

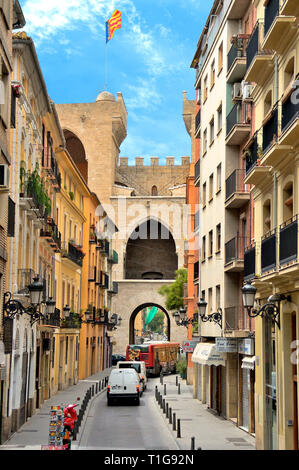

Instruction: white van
[107,368,141,406]
[117,361,148,391]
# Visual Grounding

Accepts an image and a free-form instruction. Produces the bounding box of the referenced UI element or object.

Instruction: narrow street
[77,378,178,450]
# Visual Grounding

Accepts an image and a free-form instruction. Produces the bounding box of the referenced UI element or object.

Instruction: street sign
[216,337,238,353]
[182,339,200,353]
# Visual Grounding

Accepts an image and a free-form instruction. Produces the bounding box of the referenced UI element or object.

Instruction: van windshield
[119,363,141,373]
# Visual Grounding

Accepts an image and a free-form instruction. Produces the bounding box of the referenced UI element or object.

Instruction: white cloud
[125,78,161,112]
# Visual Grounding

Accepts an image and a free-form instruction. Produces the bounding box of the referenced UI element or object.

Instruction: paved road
[77,378,178,450]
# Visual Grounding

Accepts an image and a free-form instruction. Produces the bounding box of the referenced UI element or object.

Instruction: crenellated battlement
[119,156,190,167]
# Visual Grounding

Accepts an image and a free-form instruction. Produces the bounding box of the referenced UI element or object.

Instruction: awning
[241,356,255,370]
[191,342,226,366]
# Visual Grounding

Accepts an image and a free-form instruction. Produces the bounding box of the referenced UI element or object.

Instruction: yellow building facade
[244,0,299,450]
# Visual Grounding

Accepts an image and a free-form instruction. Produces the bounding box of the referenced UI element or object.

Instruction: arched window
[284,57,295,91]
[263,199,271,235]
[151,185,158,196]
[264,90,272,117]
[283,181,293,222]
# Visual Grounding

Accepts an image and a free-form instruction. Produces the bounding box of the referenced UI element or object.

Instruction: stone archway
[129,302,171,344]
[110,280,186,355]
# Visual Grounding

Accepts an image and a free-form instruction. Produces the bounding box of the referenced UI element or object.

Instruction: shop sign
[216,337,238,353]
[238,338,255,355]
[182,339,201,353]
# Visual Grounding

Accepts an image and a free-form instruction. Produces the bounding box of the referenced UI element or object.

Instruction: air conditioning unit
[232,83,242,100]
[0,164,9,190]
[242,82,254,100]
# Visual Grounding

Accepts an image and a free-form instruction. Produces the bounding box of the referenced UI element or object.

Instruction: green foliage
[146,310,165,334]
[26,163,51,216]
[176,358,187,378]
[158,268,187,311]
[69,191,75,201]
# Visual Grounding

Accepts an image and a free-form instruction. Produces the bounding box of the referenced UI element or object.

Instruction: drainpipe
[273,57,279,229]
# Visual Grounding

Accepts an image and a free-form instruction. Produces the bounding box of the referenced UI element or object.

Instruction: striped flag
[106,10,122,43]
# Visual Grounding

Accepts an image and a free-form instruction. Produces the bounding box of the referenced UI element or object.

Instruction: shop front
[192,342,226,416]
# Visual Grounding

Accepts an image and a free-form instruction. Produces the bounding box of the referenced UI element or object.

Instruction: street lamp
[197,298,223,329]
[174,306,197,328]
[241,281,291,329]
[63,305,71,318]
[3,276,55,326]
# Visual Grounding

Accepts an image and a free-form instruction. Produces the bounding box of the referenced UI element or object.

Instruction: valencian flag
[106,10,122,43]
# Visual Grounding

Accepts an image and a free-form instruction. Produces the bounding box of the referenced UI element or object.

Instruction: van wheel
[136,397,140,406]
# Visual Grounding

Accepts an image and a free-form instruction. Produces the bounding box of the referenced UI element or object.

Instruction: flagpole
[105,41,108,91]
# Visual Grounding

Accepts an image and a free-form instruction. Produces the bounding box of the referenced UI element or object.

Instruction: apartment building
[243,0,299,450]
[190,0,256,432]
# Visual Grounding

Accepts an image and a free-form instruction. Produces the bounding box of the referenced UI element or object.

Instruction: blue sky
[19,0,214,164]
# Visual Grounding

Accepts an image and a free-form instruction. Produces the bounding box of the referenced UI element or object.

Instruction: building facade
[243,0,299,450]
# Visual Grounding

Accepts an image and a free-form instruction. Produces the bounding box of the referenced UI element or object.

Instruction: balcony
[195,109,201,136]
[108,281,118,295]
[194,159,200,186]
[17,269,35,294]
[279,215,298,267]
[224,236,248,272]
[280,87,299,146]
[225,169,250,209]
[261,229,277,273]
[263,0,297,54]
[40,217,61,252]
[108,249,118,264]
[245,20,275,86]
[224,307,250,338]
[40,309,61,327]
[245,134,258,175]
[280,0,299,16]
[244,134,272,186]
[89,225,97,244]
[61,241,85,267]
[42,147,61,191]
[19,175,48,221]
[226,36,249,84]
[226,102,252,146]
[88,266,97,282]
[96,270,104,287]
[61,313,81,329]
[260,104,292,167]
[97,239,110,257]
[244,243,256,280]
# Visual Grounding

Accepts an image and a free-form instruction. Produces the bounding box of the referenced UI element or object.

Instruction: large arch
[129,302,171,344]
[125,219,178,280]
[63,129,88,182]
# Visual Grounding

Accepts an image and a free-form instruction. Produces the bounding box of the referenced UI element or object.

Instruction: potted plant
[176,358,187,380]
[69,191,74,201]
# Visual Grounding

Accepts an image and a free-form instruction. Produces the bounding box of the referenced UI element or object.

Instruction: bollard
[176,376,178,386]
[177,418,181,438]
[191,437,195,450]
[95,383,98,394]
[159,393,163,408]
[178,383,181,395]
[160,372,163,385]
[99,380,101,391]
[163,399,166,414]
[197,447,202,450]
[164,384,167,395]
[166,403,169,418]
[92,385,94,397]
[169,407,172,424]
[155,386,158,400]
[173,413,176,431]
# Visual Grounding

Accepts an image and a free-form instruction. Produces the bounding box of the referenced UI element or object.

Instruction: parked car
[107,368,141,406]
[111,354,126,365]
[117,361,147,391]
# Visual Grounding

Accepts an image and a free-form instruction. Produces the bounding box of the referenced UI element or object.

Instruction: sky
[19,0,214,165]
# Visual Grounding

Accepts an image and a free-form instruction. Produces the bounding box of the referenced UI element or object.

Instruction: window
[151,185,158,196]
[216,285,220,310]
[11,86,17,128]
[202,182,206,207]
[217,164,221,192]
[210,117,215,145]
[217,104,222,133]
[210,60,215,89]
[209,230,213,257]
[218,42,223,74]
[216,223,221,252]
[203,75,208,102]
[209,174,213,201]
[203,129,207,154]
[208,287,213,313]
[202,236,206,261]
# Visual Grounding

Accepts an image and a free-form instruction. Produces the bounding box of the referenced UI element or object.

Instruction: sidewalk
[154,374,256,451]
[0,367,112,450]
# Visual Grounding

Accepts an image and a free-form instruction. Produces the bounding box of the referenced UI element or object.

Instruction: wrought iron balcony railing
[224,306,250,331]
[262,105,278,155]
[245,134,258,175]
[279,215,298,266]
[225,236,249,264]
[244,243,256,280]
[261,229,277,273]
[225,169,247,200]
[40,217,61,251]
[61,241,85,267]
[281,86,299,135]
[264,0,280,38]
